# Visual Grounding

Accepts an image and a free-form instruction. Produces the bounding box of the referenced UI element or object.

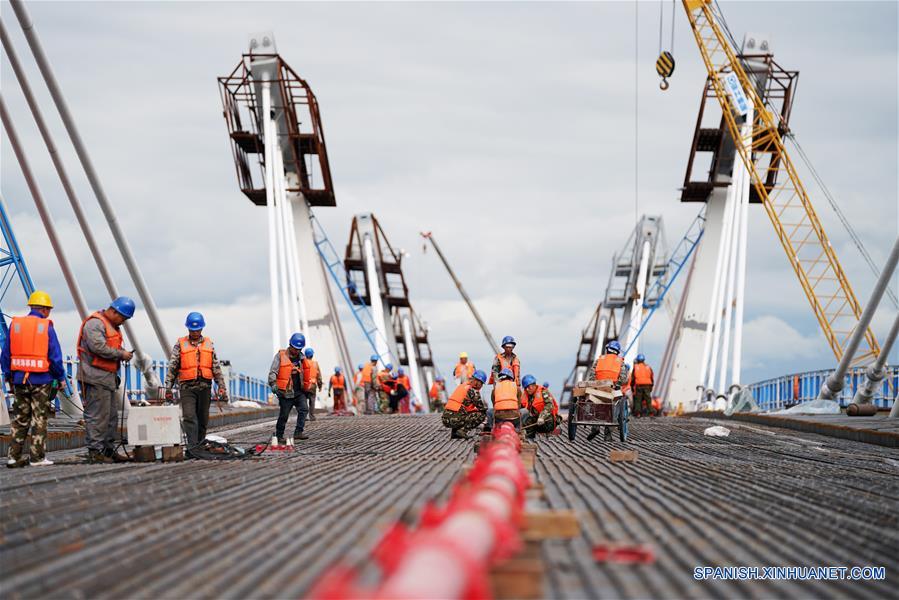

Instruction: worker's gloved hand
[537,416,546,426]
[164,389,174,402]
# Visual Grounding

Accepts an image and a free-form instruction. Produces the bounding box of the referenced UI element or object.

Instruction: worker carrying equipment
[268,334,309,443]
[453,352,475,384]
[2,291,65,468]
[489,336,521,386]
[302,347,322,421]
[580,340,630,443]
[329,366,348,413]
[521,374,560,440]
[443,368,488,439]
[164,312,229,451]
[630,354,655,417]
[487,368,523,431]
[76,297,136,464]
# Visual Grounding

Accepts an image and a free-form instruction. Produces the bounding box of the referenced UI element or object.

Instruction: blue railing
[748,365,897,411]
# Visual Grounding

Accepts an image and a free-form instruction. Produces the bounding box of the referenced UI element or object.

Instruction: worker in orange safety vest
[429,376,446,412]
[267,333,308,443]
[303,348,322,421]
[520,374,559,440]
[629,354,655,417]
[453,351,475,386]
[486,368,524,430]
[575,340,630,443]
[442,369,488,439]
[329,366,348,413]
[489,336,520,386]
[393,367,412,413]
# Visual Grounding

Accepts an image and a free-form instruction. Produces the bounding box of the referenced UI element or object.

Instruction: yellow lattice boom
[681,0,880,364]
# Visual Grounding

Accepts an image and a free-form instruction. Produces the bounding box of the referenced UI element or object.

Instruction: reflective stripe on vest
[178,337,214,381]
[77,311,123,373]
[493,380,519,411]
[331,374,346,389]
[445,383,472,412]
[633,363,653,386]
[9,315,51,373]
[594,354,623,381]
[275,350,301,391]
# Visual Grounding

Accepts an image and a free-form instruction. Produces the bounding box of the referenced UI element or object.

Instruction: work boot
[450,429,469,440]
[105,449,131,463]
[88,450,114,464]
[586,426,600,441]
[6,456,27,469]
[604,426,613,442]
[295,432,309,440]
[277,438,288,445]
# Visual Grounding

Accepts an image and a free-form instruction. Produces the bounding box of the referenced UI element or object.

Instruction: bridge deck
[1,415,896,598]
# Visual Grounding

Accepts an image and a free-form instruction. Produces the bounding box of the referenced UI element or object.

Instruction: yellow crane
[679,0,880,364]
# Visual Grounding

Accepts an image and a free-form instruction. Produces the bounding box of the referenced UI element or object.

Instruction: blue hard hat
[635,353,645,363]
[109,296,135,319]
[370,354,379,362]
[357,363,363,370]
[335,366,342,374]
[289,333,306,349]
[501,335,516,347]
[304,347,315,358]
[606,340,621,355]
[397,367,405,375]
[521,374,537,388]
[542,381,551,389]
[471,369,488,384]
[386,363,393,371]
[436,375,444,382]
[499,368,514,380]
[185,311,205,331]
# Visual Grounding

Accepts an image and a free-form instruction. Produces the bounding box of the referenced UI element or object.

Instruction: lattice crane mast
[680,0,880,364]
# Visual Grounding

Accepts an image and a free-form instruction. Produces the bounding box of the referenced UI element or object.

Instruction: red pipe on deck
[308,422,529,599]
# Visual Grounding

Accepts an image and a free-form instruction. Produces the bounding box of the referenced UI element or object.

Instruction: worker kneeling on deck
[77,297,136,463]
[486,368,525,430]
[164,312,229,450]
[520,375,560,440]
[442,369,488,439]
[2,291,66,467]
[268,333,308,442]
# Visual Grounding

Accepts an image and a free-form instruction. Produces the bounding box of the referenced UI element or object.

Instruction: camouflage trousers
[378,391,390,413]
[8,383,53,462]
[442,409,486,433]
[364,387,379,414]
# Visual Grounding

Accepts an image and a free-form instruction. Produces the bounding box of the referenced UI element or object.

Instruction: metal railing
[748,366,897,411]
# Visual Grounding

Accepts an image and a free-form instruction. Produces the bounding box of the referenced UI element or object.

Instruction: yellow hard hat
[459,351,468,358]
[27,290,53,308]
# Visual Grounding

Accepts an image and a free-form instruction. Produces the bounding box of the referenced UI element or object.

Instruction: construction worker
[329,366,347,413]
[163,312,229,450]
[303,347,322,421]
[520,374,560,440]
[76,296,135,463]
[486,368,523,430]
[489,336,520,386]
[453,352,475,386]
[442,369,488,439]
[429,376,446,412]
[394,367,412,413]
[361,354,379,414]
[579,340,629,442]
[268,333,308,443]
[630,354,654,418]
[1,291,65,467]
[353,363,365,409]
[377,363,395,413]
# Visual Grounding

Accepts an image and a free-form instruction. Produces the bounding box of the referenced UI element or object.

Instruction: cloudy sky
[1,0,896,395]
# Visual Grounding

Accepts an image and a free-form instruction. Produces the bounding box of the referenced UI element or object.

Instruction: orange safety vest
[303,359,320,392]
[395,374,411,391]
[177,336,214,381]
[446,383,480,413]
[378,369,394,392]
[454,362,475,380]
[493,380,519,412]
[354,370,364,386]
[523,385,559,417]
[77,311,123,373]
[490,353,520,383]
[594,354,623,381]
[331,373,346,389]
[9,315,51,373]
[632,363,653,386]
[429,382,441,400]
[360,362,375,384]
[652,397,662,412]
[275,350,302,392]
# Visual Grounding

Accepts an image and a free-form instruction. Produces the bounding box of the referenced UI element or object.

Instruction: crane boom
[681,0,880,364]
[420,232,500,356]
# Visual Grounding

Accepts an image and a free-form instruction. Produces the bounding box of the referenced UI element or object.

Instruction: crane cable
[710,0,898,309]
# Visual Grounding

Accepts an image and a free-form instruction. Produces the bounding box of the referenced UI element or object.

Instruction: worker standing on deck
[361,355,379,414]
[2,291,66,468]
[353,363,365,409]
[577,340,629,442]
[442,369,488,439]
[268,333,308,443]
[163,312,229,450]
[377,363,395,413]
[429,376,446,412]
[521,375,559,440]
[453,352,475,386]
[394,367,412,413]
[329,367,347,413]
[486,368,523,430]
[303,348,322,421]
[76,297,135,463]
[630,354,654,418]
[489,336,521,386]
